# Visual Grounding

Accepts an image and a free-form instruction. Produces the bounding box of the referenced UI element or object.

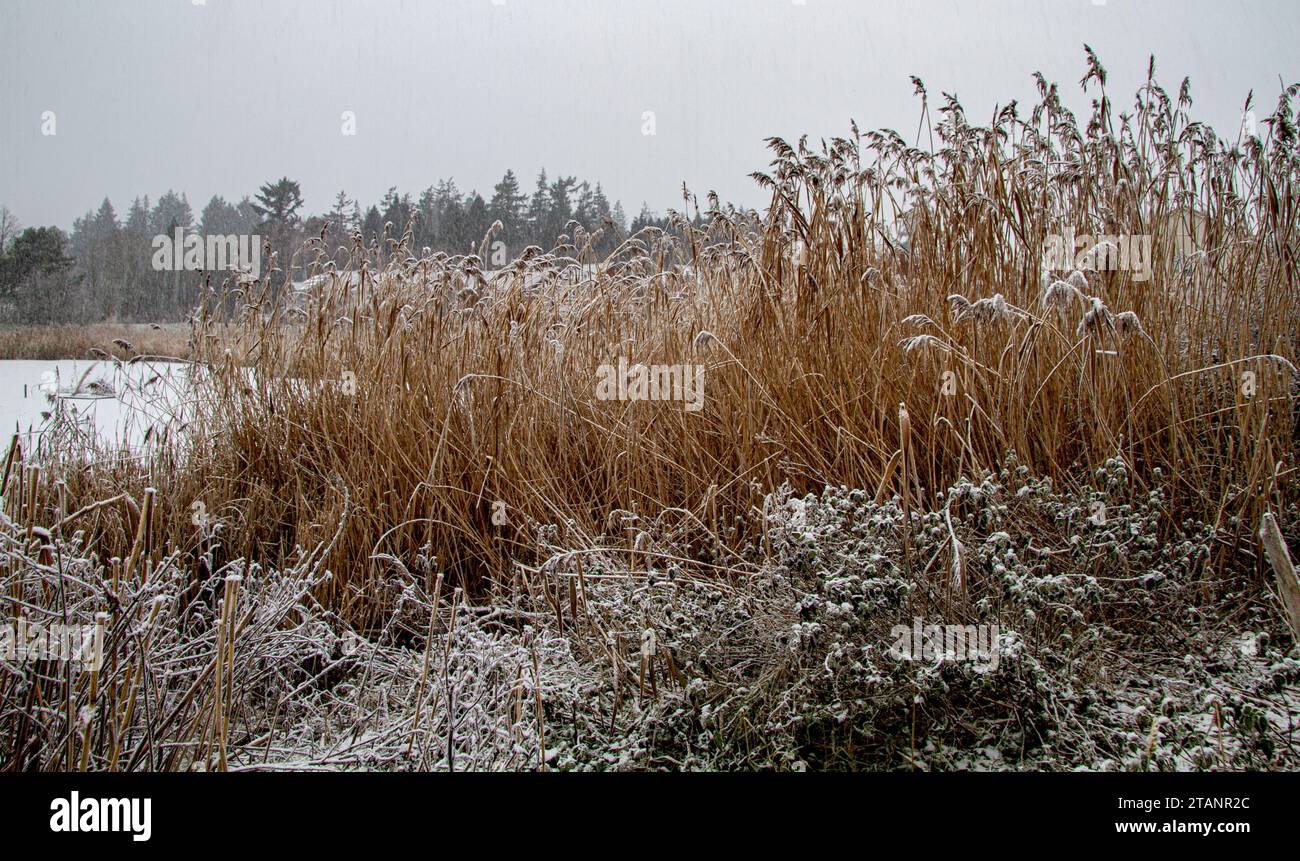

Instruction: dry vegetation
[2,54,1298,770]
[0,323,190,361]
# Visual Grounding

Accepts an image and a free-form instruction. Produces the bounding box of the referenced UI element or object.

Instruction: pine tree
[379,187,413,242]
[415,187,438,250]
[123,197,151,319]
[252,177,304,282]
[327,190,354,242]
[488,170,526,246]
[200,195,241,235]
[361,206,383,247]
[527,170,550,247]
[545,175,576,246]
[150,191,193,236]
[251,177,304,227]
[464,192,490,253]
[89,199,121,316]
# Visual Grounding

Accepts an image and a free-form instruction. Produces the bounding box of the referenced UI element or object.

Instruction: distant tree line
[0,170,679,324]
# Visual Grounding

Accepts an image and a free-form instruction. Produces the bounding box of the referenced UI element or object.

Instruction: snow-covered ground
[0,359,191,453]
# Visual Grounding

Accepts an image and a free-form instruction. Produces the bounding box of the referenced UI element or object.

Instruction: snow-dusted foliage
[2,456,1297,770]
[536,456,1300,771]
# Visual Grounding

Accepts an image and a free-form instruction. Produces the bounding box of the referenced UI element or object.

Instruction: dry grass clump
[0,494,592,771]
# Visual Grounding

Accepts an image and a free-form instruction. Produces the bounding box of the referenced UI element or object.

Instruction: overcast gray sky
[1,0,1296,228]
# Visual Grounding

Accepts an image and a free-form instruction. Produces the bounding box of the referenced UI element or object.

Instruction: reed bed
[150,56,1298,624]
[0,323,191,361]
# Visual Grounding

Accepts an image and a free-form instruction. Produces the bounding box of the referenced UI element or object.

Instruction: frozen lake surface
[0,359,191,454]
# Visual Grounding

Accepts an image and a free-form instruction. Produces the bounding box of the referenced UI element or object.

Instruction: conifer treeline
[0,170,677,324]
